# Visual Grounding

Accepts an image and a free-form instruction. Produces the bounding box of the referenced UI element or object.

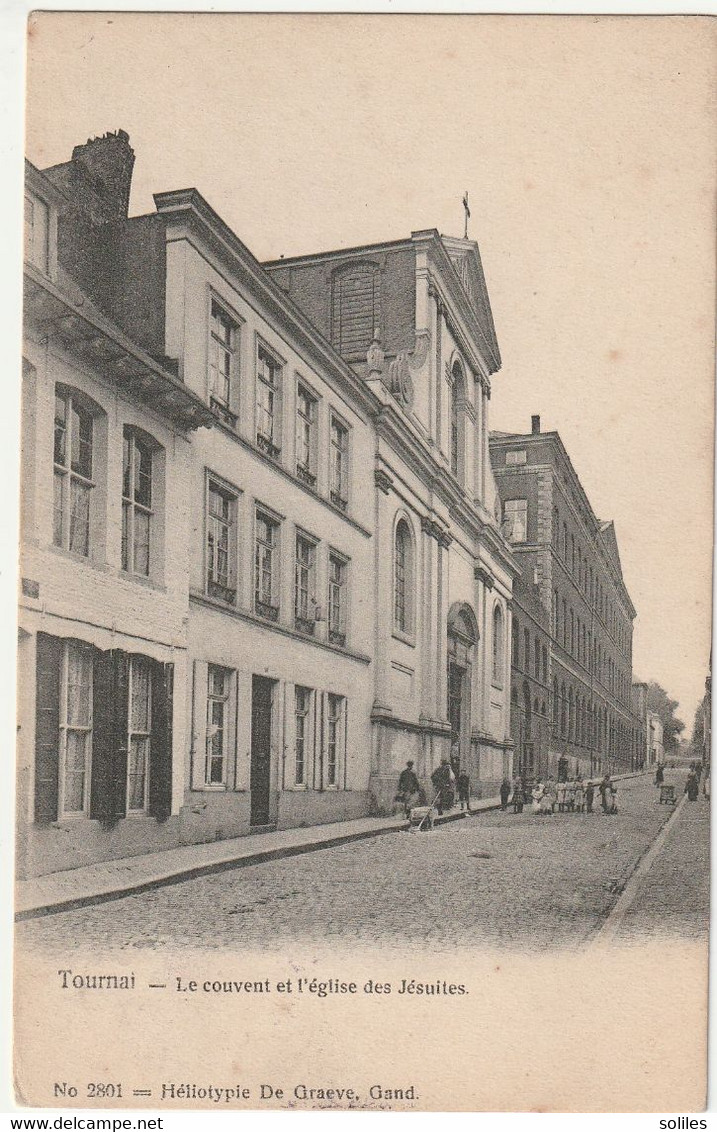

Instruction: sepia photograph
[10,10,715,1114]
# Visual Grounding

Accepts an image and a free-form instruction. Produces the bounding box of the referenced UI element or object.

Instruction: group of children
[501,773,618,816]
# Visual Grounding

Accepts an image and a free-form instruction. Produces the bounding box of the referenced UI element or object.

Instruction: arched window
[450,361,466,481]
[394,518,414,635]
[492,605,504,685]
[512,617,520,666]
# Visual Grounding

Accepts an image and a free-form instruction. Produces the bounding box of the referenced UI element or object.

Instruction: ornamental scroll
[365,327,431,412]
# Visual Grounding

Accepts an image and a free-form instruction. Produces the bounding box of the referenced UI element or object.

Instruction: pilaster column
[420,518,437,716]
[373,470,393,712]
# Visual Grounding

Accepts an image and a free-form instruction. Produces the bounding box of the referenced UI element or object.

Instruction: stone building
[490,417,641,777]
[631,680,650,769]
[648,712,665,767]
[265,233,518,807]
[508,569,551,783]
[19,131,518,877]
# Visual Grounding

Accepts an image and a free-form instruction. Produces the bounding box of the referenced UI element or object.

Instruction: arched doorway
[447,603,478,776]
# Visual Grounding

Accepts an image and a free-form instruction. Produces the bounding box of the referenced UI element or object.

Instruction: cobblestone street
[18,772,707,954]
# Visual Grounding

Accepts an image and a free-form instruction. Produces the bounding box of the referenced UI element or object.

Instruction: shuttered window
[34,634,173,825]
[331,263,381,358]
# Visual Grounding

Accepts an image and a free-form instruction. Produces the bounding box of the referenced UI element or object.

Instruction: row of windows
[511,686,548,719]
[551,681,633,753]
[53,386,159,578]
[35,636,348,821]
[209,299,351,511]
[206,481,350,645]
[552,590,631,706]
[204,667,345,792]
[48,386,353,649]
[511,618,548,684]
[552,504,630,656]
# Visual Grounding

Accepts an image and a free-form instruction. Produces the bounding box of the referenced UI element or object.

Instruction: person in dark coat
[599,774,611,814]
[585,781,595,814]
[655,764,664,786]
[396,761,421,818]
[457,771,471,812]
[500,778,511,811]
[685,770,700,802]
[431,758,454,815]
[512,777,525,814]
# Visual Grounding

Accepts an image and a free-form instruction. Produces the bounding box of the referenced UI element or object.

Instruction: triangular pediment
[440,236,500,370]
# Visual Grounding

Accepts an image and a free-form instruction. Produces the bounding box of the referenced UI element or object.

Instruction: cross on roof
[462,191,471,239]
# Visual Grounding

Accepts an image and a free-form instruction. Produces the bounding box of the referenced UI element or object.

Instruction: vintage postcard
[13,11,714,1113]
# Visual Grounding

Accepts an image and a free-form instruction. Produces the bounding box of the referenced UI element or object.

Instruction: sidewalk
[16,769,646,920]
[16,794,500,920]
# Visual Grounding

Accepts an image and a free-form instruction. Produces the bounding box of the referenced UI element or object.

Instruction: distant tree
[691,698,706,758]
[647,681,685,753]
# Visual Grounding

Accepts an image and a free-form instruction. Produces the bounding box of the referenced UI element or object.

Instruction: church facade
[265,234,518,807]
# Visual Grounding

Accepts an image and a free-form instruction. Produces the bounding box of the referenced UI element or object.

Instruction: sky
[24,12,715,734]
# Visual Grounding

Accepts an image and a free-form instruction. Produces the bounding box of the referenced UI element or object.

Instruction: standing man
[396,760,421,818]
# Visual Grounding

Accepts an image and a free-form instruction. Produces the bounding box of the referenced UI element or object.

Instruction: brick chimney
[68,130,135,221]
[531,414,541,435]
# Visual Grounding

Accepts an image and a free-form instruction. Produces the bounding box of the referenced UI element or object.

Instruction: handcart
[408,793,440,832]
[659,784,676,805]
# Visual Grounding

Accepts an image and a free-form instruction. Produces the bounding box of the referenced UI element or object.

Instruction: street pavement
[611,784,710,943]
[17,772,707,954]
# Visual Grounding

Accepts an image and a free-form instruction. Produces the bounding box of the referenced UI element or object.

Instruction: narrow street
[17,772,707,954]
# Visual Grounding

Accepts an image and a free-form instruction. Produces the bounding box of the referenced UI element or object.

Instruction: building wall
[162,217,377,835]
[19,317,193,878]
[491,428,641,776]
[266,245,417,365]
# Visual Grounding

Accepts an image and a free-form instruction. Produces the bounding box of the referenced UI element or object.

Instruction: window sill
[203,414,371,538]
[392,629,416,648]
[201,784,227,792]
[119,570,167,594]
[47,543,109,572]
[207,582,237,606]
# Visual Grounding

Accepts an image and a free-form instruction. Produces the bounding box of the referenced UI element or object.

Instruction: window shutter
[90,649,129,823]
[34,632,61,824]
[111,652,130,819]
[149,661,173,820]
[190,661,209,791]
